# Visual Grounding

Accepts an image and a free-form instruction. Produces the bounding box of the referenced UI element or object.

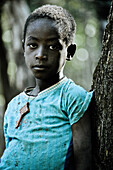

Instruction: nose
[35,45,47,60]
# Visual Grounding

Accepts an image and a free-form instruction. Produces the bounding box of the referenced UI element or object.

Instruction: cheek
[25,56,31,68]
[24,48,33,68]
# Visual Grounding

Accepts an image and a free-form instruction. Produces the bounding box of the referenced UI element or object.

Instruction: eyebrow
[26,36,59,42]
[27,36,38,41]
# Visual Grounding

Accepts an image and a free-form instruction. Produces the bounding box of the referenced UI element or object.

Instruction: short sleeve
[65,81,93,125]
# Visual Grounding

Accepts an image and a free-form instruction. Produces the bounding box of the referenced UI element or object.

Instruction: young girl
[0,4,93,170]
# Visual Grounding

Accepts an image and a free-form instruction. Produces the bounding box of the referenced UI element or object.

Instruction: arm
[72,111,92,170]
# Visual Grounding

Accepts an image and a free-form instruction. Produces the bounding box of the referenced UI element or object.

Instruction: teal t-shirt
[0,77,93,170]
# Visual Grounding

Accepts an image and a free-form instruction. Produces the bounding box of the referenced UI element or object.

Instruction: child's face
[24,18,68,80]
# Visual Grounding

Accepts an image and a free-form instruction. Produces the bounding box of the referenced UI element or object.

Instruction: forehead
[26,18,60,41]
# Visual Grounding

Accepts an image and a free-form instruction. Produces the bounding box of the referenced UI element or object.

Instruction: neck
[32,73,64,96]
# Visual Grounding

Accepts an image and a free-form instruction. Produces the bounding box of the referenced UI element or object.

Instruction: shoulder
[66,78,93,106]
[5,92,24,116]
[64,78,89,99]
[8,92,23,106]
[63,78,93,124]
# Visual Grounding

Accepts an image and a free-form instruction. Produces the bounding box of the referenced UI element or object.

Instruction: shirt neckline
[23,76,67,98]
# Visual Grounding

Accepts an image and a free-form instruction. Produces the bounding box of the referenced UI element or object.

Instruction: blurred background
[0,0,111,156]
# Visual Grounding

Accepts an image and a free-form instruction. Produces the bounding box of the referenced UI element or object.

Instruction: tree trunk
[92,1,113,169]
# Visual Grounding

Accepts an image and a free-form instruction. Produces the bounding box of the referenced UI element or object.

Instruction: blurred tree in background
[0,0,111,164]
[0,0,30,155]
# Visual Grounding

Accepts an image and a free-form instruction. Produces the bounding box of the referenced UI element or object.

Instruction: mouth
[32,65,48,71]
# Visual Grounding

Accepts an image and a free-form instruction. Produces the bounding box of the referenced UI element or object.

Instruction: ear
[66,44,76,61]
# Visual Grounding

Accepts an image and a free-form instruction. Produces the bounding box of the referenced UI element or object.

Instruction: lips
[32,65,48,71]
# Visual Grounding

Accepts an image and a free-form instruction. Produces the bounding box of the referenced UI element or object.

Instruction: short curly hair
[23,4,76,46]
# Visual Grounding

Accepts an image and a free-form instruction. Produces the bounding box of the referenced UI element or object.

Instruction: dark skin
[24,18,91,169]
[24,18,68,94]
[72,111,92,170]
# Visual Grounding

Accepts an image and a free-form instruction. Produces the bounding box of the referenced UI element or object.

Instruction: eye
[49,45,59,51]
[28,43,38,49]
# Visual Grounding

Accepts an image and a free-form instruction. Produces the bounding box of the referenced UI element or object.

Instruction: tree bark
[92,1,113,169]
